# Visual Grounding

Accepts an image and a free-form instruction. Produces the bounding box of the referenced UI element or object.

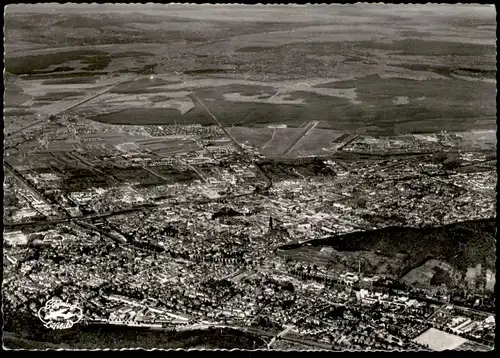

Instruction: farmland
[4,5,496,138]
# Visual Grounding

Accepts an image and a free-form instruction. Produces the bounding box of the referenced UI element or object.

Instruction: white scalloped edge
[3,3,497,6]
[2,2,495,352]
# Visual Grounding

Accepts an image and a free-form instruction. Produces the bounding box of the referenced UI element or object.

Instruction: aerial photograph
[2,3,496,351]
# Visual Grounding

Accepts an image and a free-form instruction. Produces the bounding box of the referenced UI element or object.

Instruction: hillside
[280,218,496,276]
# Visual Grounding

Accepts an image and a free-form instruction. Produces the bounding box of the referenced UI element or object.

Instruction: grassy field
[4,91,32,106]
[5,49,153,76]
[413,328,467,351]
[287,128,346,157]
[4,109,36,117]
[41,77,100,85]
[82,73,496,136]
[136,137,199,153]
[4,81,32,106]
[108,166,198,187]
[110,78,183,94]
[258,157,336,180]
[228,127,274,149]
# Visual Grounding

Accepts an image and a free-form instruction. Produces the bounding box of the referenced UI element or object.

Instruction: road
[267,325,294,348]
[424,302,448,324]
[141,165,175,182]
[335,134,360,151]
[4,161,68,218]
[89,319,330,350]
[179,160,208,183]
[191,94,272,190]
[281,335,332,350]
[295,302,334,324]
[281,120,319,157]
[3,185,261,230]
[411,294,495,317]
[5,66,154,150]
[4,118,45,140]
[3,203,158,230]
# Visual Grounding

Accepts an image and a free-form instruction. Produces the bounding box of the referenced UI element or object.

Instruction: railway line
[4,161,69,219]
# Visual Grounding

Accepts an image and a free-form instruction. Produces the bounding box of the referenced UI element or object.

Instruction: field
[413,328,467,351]
[4,81,32,106]
[107,167,198,188]
[4,5,496,139]
[135,137,199,154]
[230,125,348,158]
[401,260,455,288]
[258,157,336,180]
[286,128,346,157]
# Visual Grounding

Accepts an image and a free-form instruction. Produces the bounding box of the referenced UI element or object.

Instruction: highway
[281,120,319,157]
[190,94,272,190]
[4,118,45,140]
[5,66,155,150]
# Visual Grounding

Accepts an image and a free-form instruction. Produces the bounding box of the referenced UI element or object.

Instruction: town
[3,3,496,351]
[3,117,496,351]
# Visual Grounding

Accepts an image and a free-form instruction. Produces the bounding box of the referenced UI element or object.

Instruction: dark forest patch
[279,218,496,276]
[42,77,100,85]
[5,50,108,75]
[35,92,85,101]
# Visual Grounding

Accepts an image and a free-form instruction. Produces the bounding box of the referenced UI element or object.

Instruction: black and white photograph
[2,3,496,351]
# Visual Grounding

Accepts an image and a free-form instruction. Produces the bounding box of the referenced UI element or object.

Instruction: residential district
[3,116,496,351]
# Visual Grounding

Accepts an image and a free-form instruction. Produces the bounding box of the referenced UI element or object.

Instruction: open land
[3,4,496,352]
[4,4,496,137]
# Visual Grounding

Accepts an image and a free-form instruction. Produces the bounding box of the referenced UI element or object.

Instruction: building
[4,231,28,246]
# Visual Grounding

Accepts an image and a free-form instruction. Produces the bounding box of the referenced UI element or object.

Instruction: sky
[5,3,496,22]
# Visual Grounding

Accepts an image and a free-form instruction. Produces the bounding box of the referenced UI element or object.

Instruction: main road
[5,65,155,149]
[191,94,273,190]
[3,186,257,230]
[4,161,69,219]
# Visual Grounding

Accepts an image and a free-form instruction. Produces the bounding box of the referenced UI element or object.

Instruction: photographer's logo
[37,298,83,330]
